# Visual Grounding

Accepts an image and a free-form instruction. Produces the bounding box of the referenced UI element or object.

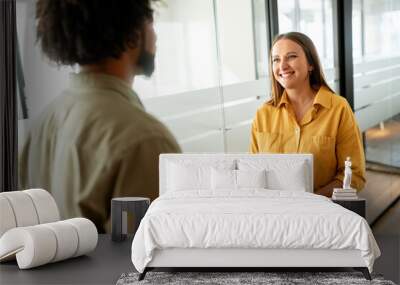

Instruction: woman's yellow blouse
[250,86,366,191]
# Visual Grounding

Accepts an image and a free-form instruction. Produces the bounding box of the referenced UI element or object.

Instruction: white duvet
[131,190,380,273]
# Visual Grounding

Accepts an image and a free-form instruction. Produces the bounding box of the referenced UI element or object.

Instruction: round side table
[111,197,150,242]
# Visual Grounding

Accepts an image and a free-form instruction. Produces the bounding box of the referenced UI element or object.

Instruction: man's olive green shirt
[19,73,181,232]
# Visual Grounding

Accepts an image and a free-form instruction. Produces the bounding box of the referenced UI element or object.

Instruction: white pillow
[211,168,236,189]
[236,169,267,188]
[237,159,308,191]
[267,165,306,191]
[168,163,211,191]
[166,159,235,192]
[211,169,267,190]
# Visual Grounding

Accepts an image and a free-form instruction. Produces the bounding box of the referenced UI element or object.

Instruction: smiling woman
[271,40,316,122]
[250,32,366,198]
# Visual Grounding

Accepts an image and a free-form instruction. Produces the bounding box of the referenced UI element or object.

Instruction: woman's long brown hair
[269,32,334,106]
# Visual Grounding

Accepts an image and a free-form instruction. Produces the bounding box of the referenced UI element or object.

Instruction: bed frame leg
[354,267,371,280]
[138,268,148,281]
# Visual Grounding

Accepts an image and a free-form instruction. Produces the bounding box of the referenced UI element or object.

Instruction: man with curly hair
[19,0,181,233]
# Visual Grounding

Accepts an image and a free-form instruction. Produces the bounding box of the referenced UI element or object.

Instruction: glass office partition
[353,0,400,220]
[352,0,363,63]
[253,0,269,79]
[353,0,400,167]
[216,0,269,152]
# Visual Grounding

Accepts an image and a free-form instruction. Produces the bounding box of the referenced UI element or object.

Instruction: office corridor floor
[371,197,400,284]
[372,198,400,236]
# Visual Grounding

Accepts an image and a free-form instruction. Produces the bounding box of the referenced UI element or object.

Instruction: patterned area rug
[116,271,396,285]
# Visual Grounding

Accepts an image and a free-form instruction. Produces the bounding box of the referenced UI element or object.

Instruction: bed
[131,153,380,280]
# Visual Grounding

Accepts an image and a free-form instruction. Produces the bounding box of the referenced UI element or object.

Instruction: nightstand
[111,197,150,242]
[332,198,366,218]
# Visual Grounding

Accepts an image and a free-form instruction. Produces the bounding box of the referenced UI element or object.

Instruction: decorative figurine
[343,157,352,190]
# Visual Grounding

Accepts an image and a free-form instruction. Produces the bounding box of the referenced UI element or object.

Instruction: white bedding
[131,190,380,273]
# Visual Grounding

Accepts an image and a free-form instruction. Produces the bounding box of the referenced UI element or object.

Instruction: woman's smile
[279,71,295,79]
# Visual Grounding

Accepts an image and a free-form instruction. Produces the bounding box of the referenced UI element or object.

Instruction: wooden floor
[359,166,400,285]
[359,170,400,224]
[372,198,400,235]
[370,198,400,284]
